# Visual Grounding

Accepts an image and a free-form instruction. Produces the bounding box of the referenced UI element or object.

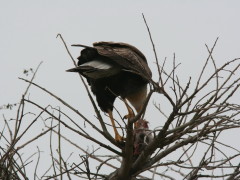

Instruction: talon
[123,114,131,119]
[123,113,134,120]
[123,99,135,120]
[115,134,125,142]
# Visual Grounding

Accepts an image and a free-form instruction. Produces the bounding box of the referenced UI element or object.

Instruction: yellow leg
[123,99,138,128]
[108,110,123,142]
[123,99,135,119]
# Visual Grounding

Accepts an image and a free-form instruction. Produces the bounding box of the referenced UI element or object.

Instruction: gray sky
[1,1,240,104]
[1,1,240,179]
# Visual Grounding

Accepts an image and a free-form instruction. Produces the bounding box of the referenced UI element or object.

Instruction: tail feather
[66,67,81,72]
[66,60,121,79]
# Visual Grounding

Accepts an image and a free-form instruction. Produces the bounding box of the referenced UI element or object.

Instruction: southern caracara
[67,42,152,142]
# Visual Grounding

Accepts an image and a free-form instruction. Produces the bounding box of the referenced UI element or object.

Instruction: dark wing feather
[93,42,152,81]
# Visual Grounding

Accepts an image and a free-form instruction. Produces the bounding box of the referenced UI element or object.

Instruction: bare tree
[1,15,240,180]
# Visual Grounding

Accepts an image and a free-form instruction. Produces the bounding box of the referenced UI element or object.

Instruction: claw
[123,99,135,120]
[115,133,125,142]
[123,114,134,120]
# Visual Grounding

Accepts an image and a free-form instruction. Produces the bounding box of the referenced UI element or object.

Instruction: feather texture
[67,41,152,113]
[66,60,121,79]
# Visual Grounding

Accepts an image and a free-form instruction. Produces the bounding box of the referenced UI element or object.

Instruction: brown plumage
[133,119,153,160]
[67,42,152,141]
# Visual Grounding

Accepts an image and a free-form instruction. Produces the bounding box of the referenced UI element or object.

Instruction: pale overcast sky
[0,1,240,179]
[1,1,240,103]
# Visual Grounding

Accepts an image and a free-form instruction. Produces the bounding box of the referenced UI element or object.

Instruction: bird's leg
[123,99,135,119]
[123,99,137,127]
[107,110,123,142]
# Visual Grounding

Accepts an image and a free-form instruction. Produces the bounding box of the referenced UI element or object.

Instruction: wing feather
[93,42,152,81]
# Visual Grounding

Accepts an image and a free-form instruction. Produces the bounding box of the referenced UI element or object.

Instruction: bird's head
[135,119,149,129]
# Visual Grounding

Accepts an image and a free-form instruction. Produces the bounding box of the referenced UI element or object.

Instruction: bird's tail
[66,67,80,72]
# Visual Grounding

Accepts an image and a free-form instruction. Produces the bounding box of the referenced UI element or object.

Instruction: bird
[66,41,152,142]
[133,119,153,161]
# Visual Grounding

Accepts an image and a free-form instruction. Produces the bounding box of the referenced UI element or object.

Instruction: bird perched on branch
[133,119,153,161]
[67,42,152,142]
